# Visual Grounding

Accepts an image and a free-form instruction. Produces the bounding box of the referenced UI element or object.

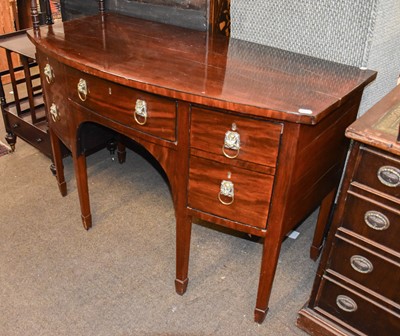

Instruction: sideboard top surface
[28,13,376,124]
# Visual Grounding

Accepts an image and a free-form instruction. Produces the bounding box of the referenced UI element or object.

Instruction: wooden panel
[0,0,17,73]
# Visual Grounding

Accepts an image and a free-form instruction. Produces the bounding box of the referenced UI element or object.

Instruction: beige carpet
[0,121,318,335]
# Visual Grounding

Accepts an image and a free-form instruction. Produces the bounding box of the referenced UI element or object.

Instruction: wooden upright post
[30,0,40,32]
[98,0,105,14]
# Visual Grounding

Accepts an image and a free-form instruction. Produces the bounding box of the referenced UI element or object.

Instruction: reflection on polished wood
[28,12,376,324]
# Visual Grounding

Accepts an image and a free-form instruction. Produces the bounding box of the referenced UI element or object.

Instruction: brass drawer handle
[77,78,88,101]
[222,123,240,159]
[134,99,147,125]
[336,295,358,312]
[50,103,60,122]
[364,210,390,231]
[377,165,400,187]
[44,63,54,83]
[218,179,234,205]
[350,255,373,274]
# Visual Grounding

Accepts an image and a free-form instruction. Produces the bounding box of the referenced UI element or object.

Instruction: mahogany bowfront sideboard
[27,13,375,323]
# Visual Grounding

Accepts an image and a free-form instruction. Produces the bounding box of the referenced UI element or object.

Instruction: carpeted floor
[0,141,10,157]
[0,120,319,336]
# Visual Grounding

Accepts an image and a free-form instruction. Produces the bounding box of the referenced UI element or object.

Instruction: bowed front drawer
[65,67,177,142]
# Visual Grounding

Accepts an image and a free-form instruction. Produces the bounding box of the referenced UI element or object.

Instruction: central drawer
[65,67,177,142]
[188,156,274,229]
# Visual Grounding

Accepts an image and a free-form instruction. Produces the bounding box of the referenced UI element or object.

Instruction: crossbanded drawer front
[188,156,274,229]
[190,107,282,168]
[316,278,400,336]
[328,237,400,303]
[354,147,400,198]
[342,193,399,253]
[65,67,177,142]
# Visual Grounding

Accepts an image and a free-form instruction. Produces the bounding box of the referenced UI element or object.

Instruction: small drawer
[190,107,282,167]
[188,156,274,229]
[7,113,51,157]
[38,54,71,146]
[354,147,400,198]
[342,193,399,253]
[316,278,400,336]
[328,237,400,303]
[65,67,177,142]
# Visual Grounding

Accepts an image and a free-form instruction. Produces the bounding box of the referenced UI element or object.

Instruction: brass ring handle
[218,180,234,205]
[134,99,147,125]
[218,192,234,205]
[50,103,60,122]
[77,78,88,102]
[222,145,240,159]
[223,129,240,159]
[44,64,54,84]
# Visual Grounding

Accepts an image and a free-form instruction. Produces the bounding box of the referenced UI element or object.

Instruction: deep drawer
[190,107,282,168]
[188,156,274,229]
[342,193,399,253]
[37,53,71,146]
[353,146,400,198]
[328,237,400,303]
[316,278,400,336]
[65,67,177,142]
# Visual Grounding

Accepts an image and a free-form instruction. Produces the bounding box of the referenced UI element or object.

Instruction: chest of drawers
[28,13,375,323]
[297,86,400,335]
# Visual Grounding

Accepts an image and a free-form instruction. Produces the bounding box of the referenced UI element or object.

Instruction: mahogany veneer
[28,12,375,323]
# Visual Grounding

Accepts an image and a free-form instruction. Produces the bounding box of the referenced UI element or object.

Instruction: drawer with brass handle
[353,146,400,198]
[65,67,177,142]
[190,106,282,168]
[188,156,274,229]
[328,236,400,302]
[316,278,400,336]
[341,192,399,253]
[37,53,71,146]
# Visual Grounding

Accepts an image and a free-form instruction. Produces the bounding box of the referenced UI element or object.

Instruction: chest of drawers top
[28,12,375,125]
[346,85,400,156]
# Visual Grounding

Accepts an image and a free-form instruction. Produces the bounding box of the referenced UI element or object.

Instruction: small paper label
[298,108,313,115]
[287,230,300,240]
